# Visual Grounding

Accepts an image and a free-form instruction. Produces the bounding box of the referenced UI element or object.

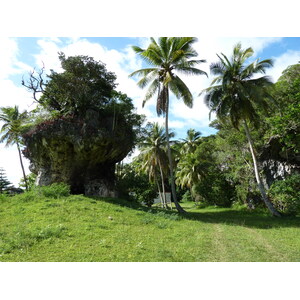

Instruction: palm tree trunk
[243,120,281,217]
[16,141,28,191]
[155,178,164,208]
[158,159,168,209]
[165,90,185,214]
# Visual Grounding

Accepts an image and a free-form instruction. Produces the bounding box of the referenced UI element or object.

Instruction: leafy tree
[130,37,207,213]
[193,135,236,207]
[202,43,281,216]
[0,106,29,190]
[116,162,157,207]
[23,53,117,117]
[267,63,300,156]
[19,172,37,191]
[268,174,300,216]
[0,167,12,194]
[210,120,260,207]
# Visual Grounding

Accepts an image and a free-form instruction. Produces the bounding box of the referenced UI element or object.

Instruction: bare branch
[22,66,46,103]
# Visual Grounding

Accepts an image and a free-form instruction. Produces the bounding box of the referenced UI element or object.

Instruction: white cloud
[270,49,300,82]
[0,79,35,111]
[0,144,30,187]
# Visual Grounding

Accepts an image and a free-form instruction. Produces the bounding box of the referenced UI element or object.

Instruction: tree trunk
[16,141,28,191]
[165,90,185,214]
[158,159,169,209]
[155,178,164,208]
[243,120,281,217]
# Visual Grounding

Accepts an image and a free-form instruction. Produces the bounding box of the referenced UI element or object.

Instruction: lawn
[0,194,299,262]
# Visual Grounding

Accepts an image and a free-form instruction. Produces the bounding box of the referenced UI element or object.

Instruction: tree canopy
[23,53,118,117]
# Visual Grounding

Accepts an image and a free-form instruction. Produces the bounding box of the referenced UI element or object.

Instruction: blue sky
[0,37,300,185]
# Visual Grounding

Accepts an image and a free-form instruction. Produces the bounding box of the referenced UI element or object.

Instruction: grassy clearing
[0,194,299,262]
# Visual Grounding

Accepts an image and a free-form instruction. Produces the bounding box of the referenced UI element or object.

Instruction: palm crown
[203,43,274,129]
[0,106,28,146]
[130,37,207,115]
[138,123,172,182]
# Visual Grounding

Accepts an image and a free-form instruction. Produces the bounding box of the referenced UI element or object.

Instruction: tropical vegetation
[0,38,299,262]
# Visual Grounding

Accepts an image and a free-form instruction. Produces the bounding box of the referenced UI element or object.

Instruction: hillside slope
[0,194,299,262]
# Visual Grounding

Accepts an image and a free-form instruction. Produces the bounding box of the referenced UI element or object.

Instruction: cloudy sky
[0,36,299,186]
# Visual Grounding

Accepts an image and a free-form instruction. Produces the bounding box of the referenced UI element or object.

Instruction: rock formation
[22,110,135,197]
[260,135,300,187]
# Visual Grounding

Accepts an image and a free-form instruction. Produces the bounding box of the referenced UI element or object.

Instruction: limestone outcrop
[22,110,135,196]
[260,136,300,187]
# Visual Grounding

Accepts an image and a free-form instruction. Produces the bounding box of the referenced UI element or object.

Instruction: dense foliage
[116,163,157,207]
[268,174,300,216]
[267,64,300,158]
[23,53,144,146]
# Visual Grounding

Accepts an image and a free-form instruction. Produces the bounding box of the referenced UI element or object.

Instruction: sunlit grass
[0,194,299,261]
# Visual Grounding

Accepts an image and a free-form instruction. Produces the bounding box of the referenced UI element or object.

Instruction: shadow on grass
[183,209,300,229]
[88,196,300,230]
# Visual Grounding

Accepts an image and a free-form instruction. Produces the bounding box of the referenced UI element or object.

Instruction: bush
[194,174,236,207]
[181,190,193,202]
[13,190,37,202]
[13,183,71,202]
[137,189,157,207]
[37,183,70,199]
[268,174,300,216]
[0,193,9,202]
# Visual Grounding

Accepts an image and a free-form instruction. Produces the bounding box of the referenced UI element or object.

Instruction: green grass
[0,194,299,261]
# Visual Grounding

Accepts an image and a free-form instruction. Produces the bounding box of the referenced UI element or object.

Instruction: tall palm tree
[137,123,172,209]
[0,106,29,191]
[130,37,207,213]
[202,42,281,217]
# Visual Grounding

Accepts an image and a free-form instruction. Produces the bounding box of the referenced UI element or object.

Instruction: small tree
[19,173,37,191]
[0,168,12,194]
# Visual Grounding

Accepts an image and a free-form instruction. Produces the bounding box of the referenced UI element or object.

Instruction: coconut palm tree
[130,37,207,213]
[137,123,173,208]
[181,128,202,153]
[0,106,29,191]
[202,42,281,217]
[176,151,203,199]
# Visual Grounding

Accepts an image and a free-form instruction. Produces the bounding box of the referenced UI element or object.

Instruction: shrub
[268,174,300,216]
[13,190,37,202]
[194,174,236,207]
[38,183,70,199]
[137,189,157,207]
[181,190,193,202]
[0,193,9,202]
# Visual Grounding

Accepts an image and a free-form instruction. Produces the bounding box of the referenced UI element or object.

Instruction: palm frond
[169,75,193,108]
[175,66,208,77]
[129,68,158,78]
[142,78,160,107]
